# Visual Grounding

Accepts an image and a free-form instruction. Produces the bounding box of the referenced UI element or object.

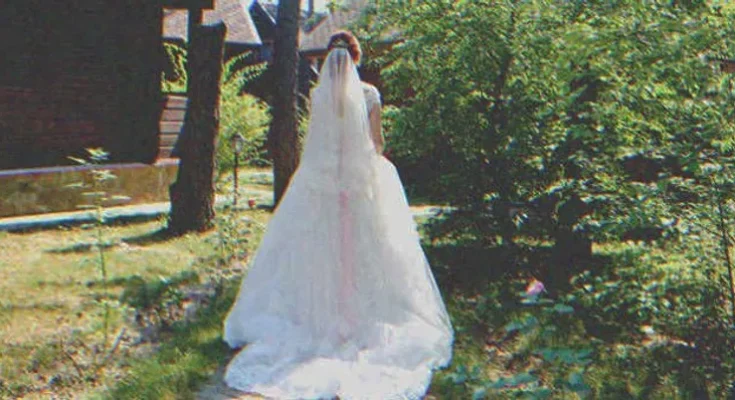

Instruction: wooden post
[187,7,203,94]
[268,0,302,207]
[168,22,226,235]
[188,8,203,43]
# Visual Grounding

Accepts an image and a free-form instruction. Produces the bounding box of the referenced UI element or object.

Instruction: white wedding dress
[223,48,453,400]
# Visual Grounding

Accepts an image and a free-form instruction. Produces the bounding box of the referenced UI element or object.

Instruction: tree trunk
[268,0,302,207]
[168,22,226,235]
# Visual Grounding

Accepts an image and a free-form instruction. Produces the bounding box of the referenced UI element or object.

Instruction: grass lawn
[0,166,480,400]
[0,203,270,399]
[0,164,473,400]
[1,169,718,399]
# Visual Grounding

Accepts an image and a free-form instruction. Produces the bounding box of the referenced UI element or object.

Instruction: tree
[360,3,735,395]
[268,0,302,206]
[365,0,735,271]
[168,22,227,235]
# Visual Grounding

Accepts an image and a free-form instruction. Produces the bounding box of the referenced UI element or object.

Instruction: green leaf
[552,304,575,314]
[568,371,584,386]
[532,388,553,399]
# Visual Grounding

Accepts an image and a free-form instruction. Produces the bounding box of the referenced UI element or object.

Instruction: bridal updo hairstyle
[327,30,362,65]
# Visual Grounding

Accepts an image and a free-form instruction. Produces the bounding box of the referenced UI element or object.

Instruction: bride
[223,31,453,400]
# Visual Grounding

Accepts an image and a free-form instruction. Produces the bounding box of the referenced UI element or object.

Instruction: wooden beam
[161,0,213,10]
[188,7,204,45]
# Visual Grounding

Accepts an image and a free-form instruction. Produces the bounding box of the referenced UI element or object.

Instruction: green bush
[361,1,735,250]
[161,43,271,176]
[570,241,735,398]
[217,60,271,177]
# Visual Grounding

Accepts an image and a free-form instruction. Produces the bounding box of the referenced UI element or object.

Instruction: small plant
[211,209,251,264]
[66,148,130,378]
[199,209,262,303]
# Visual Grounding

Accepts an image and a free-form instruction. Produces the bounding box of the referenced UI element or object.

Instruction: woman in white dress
[223,31,453,400]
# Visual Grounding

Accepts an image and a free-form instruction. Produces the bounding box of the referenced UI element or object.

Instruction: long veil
[223,48,453,400]
[298,48,379,196]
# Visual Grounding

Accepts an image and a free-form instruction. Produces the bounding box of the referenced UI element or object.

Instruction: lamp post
[229,133,245,208]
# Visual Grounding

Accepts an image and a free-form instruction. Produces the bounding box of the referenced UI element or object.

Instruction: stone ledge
[0,159,179,218]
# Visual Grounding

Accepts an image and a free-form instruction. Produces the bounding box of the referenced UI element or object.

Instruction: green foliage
[360,6,735,394]
[571,242,735,397]
[160,43,271,176]
[363,0,735,249]
[162,42,187,93]
[217,55,271,177]
[481,292,594,399]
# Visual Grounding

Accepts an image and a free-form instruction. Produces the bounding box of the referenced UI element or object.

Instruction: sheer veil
[297,48,378,196]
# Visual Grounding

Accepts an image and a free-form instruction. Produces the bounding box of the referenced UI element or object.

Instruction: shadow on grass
[426,241,614,297]
[5,213,164,235]
[120,228,176,247]
[46,241,117,254]
[425,243,515,296]
[46,228,175,254]
[1,301,70,312]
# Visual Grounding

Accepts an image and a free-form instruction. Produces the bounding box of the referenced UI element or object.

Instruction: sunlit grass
[96,282,238,400]
[0,205,270,399]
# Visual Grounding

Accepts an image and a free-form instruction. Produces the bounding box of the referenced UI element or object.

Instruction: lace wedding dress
[223,48,453,400]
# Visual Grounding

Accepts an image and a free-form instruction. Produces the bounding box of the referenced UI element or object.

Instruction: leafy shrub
[161,43,271,176]
[360,1,735,253]
[569,241,735,397]
[217,60,271,176]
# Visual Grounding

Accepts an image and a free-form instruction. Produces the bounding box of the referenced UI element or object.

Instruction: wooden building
[298,0,368,62]
[298,0,388,89]
[163,0,262,61]
[0,0,213,170]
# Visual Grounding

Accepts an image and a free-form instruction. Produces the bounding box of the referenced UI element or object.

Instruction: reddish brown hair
[327,30,362,65]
